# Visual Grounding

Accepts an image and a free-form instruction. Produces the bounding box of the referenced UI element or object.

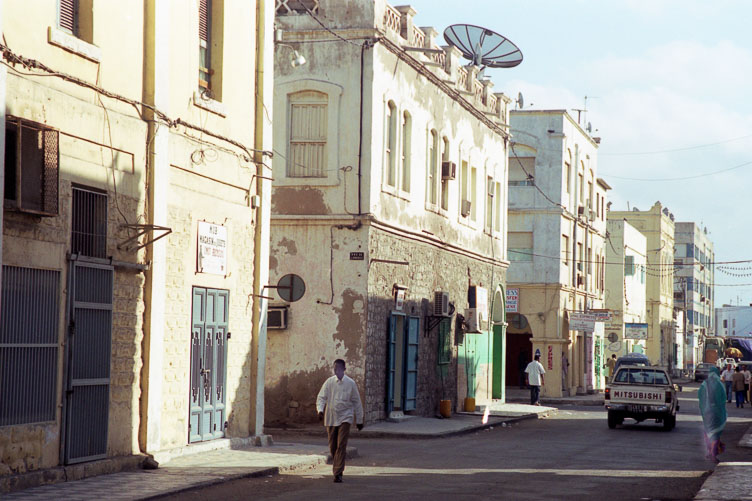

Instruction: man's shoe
[333,474,343,483]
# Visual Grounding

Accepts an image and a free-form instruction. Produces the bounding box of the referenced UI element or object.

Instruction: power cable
[601,133,752,156]
[602,159,752,181]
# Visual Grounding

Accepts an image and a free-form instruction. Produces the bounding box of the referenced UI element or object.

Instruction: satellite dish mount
[443,24,523,71]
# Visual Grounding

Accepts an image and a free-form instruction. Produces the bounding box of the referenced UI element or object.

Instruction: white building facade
[507,110,609,396]
[267,0,511,424]
[674,222,715,371]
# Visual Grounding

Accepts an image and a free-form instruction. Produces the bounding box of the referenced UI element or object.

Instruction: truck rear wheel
[662,415,676,431]
[608,410,619,429]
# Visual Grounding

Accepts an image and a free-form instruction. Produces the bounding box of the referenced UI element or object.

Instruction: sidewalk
[3,403,552,500]
[694,424,752,501]
[3,442,357,501]
[505,387,605,406]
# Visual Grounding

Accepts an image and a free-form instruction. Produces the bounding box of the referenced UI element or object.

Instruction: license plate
[628,404,646,412]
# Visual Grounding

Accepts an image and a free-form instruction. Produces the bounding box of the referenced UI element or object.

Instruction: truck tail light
[665,392,671,403]
[605,388,610,400]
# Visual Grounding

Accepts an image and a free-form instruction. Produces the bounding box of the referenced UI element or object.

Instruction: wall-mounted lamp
[275,30,306,68]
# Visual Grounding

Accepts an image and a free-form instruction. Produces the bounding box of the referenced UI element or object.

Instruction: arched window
[401,111,411,192]
[385,101,397,187]
[427,129,439,206]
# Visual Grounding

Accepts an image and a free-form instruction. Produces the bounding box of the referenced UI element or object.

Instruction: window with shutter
[4,117,59,217]
[58,0,78,35]
[288,91,328,177]
[199,0,212,91]
[508,232,533,261]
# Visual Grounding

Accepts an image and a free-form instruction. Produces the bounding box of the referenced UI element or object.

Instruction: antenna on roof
[443,24,523,71]
[516,92,524,109]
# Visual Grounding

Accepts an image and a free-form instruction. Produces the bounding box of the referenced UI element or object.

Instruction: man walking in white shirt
[316,359,364,483]
[525,354,546,406]
[721,364,734,403]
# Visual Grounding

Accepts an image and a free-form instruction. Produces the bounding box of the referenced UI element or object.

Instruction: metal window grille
[0,266,60,426]
[58,0,78,34]
[71,186,108,258]
[276,0,319,15]
[5,116,60,217]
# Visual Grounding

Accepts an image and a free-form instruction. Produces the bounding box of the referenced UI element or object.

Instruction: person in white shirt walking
[316,359,364,483]
[720,364,734,403]
[525,354,546,406]
[742,364,751,403]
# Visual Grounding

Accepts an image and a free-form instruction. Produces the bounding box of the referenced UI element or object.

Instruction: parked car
[614,353,650,372]
[693,363,716,382]
[605,366,680,431]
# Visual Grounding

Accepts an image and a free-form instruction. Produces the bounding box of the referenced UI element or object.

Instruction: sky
[404,0,752,306]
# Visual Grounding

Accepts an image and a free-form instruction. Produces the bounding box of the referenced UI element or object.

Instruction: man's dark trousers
[530,385,540,405]
[327,422,351,476]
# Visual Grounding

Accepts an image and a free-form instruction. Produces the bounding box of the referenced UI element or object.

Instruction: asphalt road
[157,383,752,501]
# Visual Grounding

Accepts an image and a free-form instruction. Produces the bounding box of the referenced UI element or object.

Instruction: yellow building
[608,202,675,366]
[0,0,273,488]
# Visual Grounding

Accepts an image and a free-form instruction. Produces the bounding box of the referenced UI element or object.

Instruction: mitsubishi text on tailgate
[604,366,681,431]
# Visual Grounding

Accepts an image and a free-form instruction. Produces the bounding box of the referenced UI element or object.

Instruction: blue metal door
[64,258,113,464]
[189,287,229,443]
[386,314,397,414]
[403,316,419,411]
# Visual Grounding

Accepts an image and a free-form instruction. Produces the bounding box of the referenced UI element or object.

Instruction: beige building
[609,202,676,366]
[604,219,648,360]
[267,0,510,424]
[1,0,273,487]
[507,110,609,397]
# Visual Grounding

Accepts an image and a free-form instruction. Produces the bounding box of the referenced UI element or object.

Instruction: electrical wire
[601,133,752,156]
[602,159,752,181]
[301,4,361,47]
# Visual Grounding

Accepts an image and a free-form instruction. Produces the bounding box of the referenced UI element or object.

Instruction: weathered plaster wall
[265,221,368,425]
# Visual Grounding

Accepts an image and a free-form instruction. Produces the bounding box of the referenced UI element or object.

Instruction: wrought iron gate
[64,258,113,464]
[189,287,229,443]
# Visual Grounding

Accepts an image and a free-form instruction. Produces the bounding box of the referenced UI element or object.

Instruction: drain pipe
[250,0,273,437]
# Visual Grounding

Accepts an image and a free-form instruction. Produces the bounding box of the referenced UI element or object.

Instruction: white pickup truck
[604,365,681,431]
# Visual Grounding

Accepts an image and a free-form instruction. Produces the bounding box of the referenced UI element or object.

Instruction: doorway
[386,313,419,414]
[505,331,532,388]
[189,287,229,443]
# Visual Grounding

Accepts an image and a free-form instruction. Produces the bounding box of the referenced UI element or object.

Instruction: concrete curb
[138,446,358,501]
[267,412,548,441]
[506,398,604,407]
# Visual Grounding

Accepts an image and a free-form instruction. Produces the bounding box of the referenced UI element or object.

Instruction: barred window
[71,186,108,258]
[288,91,328,178]
[1,266,60,426]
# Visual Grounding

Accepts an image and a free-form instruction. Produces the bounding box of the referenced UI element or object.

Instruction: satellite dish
[516,91,524,109]
[443,24,523,69]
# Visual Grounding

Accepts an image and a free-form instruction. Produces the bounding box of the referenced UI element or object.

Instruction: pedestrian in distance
[732,366,746,408]
[316,359,364,483]
[525,354,546,406]
[720,364,734,403]
[742,364,751,403]
[698,366,727,462]
[605,354,617,383]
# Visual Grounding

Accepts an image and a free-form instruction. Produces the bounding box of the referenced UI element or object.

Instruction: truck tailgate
[610,386,666,404]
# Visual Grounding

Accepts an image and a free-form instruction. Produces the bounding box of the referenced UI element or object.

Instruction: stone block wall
[366,225,506,421]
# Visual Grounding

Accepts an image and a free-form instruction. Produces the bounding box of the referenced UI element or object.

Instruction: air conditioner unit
[267,306,288,329]
[460,199,472,217]
[441,161,456,180]
[576,262,583,272]
[464,308,483,333]
[588,210,596,222]
[487,180,496,197]
[577,275,584,286]
[577,205,585,216]
[434,291,450,316]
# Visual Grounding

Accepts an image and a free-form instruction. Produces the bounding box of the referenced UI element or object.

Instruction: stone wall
[366,225,506,421]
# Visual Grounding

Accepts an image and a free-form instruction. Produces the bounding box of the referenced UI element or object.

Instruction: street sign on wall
[506,288,519,313]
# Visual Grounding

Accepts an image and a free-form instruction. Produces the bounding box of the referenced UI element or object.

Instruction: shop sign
[624,323,649,340]
[506,288,519,313]
[197,221,227,275]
